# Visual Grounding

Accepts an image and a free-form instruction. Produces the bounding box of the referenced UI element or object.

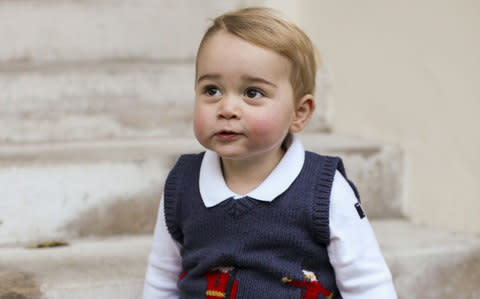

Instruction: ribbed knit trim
[164,158,184,243]
[336,159,361,201]
[164,153,204,244]
[311,153,340,245]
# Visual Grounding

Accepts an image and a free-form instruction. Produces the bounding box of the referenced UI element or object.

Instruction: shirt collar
[199,134,305,208]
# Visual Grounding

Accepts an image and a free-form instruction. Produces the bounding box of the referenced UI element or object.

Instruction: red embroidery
[178,271,187,280]
[283,270,333,299]
[205,267,238,299]
[230,281,238,298]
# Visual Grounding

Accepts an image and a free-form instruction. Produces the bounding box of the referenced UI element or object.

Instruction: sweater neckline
[199,134,305,208]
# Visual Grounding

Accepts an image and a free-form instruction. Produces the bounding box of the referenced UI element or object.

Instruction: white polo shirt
[143,135,397,299]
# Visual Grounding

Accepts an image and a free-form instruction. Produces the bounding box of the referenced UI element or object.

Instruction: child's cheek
[193,109,209,139]
[247,115,282,142]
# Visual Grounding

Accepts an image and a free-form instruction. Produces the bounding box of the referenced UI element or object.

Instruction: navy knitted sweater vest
[164,151,358,299]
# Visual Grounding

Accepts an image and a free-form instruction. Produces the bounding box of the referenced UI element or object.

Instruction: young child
[143,7,397,299]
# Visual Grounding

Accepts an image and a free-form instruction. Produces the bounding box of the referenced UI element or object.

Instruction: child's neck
[221,148,285,196]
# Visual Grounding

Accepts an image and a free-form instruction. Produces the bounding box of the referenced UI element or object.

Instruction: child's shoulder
[304,150,343,167]
[174,151,206,166]
[305,150,337,158]
[166,152,205,179]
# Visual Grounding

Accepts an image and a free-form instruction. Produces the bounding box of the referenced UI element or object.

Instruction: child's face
[193,31,297,162]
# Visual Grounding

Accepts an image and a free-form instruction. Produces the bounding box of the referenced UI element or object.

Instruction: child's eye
[244,88,264,99]
[204,86,221,97]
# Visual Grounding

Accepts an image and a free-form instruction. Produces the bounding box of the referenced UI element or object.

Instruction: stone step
[0,63,195,143]
[0,235,151,299]
[376,220,480,299]
[0,0,239,64]
[0,134,404,246]
[1,220,478,299]
[0,63,331,143]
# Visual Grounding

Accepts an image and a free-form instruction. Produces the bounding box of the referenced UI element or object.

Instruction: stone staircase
[0,1,479,298]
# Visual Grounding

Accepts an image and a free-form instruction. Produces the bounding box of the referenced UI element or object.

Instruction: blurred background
[288,0,480,237]
[0,0,478,298]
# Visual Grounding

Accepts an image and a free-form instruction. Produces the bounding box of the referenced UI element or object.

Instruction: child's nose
[217,95,240,119]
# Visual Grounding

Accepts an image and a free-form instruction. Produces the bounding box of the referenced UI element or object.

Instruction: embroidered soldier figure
[282,270,333,299]
[205,267,238,299]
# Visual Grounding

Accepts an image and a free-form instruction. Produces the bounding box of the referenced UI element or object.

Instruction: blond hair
[196,7,320,101]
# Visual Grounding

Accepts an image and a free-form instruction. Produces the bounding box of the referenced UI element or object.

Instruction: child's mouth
[216,131,240,140]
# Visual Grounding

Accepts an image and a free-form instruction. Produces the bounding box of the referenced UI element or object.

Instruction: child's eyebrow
[197,74,220,83]
[197,74,277,88]
[242,75,277,88]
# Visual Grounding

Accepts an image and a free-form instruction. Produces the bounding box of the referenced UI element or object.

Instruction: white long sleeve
[143,196,181,299]
[328,171,397,298]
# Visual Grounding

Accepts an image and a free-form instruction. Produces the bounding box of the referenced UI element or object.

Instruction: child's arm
[328,171,397,299]
[143,195,182,298]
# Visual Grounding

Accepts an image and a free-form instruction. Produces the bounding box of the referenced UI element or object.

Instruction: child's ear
[290,94,315,133]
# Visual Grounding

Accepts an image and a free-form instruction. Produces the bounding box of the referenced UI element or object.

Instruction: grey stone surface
[0,0,238,64]
[1,221,478,299]
[0,156,170,247]
[0,235,152,299]
[377,220,480,299]
[0,64,196,143]
[0,134,403,245]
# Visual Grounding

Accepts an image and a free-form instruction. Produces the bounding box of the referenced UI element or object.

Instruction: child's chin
[217,153,245,160]
[215,150,249,161]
